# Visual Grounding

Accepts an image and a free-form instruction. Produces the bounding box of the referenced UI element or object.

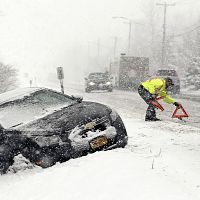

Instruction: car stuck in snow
[0,87,127,174]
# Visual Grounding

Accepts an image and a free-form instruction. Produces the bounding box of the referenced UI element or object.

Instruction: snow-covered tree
[185,57,200,89]
[180,22,200,90]
[0,63,18,93]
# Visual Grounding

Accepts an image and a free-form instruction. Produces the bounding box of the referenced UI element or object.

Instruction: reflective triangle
[156,96,165,101]
[172,105,189,118]
[149,100,164,111]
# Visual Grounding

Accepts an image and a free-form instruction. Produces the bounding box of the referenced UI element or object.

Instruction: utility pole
[156,2,175,67]
[113,36,118,58]
[97,38,100,58]
[128,20,132,55]
[97,38,101,68]
[112,17,132,55]
[87,41,90,69]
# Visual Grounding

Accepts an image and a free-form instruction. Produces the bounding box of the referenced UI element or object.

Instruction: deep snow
[0,87,200,200]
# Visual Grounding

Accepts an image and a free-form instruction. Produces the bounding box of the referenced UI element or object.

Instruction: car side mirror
[71,95,83,103]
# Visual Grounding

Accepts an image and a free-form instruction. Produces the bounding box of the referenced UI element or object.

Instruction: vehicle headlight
[89,82,95,86]
[106,82,111,85]
[110,109,118,122]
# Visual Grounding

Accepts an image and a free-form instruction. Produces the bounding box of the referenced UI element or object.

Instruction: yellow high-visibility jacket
[141,78,175,104]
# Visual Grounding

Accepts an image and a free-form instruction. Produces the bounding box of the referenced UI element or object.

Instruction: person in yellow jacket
[138,77,181,121]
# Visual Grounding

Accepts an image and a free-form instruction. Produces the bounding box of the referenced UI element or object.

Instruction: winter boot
[145,117,161,121]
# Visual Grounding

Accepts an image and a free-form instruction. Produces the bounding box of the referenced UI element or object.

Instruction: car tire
[22,147,57,168]
[108,88,113,92]
[21,142,40,163]
[35,155,56,168]
[112,116,128,148]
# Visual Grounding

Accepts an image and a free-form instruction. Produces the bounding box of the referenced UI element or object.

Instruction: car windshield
[88,73,109,80]
[0,90,75,128]
[156,70,177,76]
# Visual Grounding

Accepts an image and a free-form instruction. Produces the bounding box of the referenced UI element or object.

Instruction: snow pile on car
[69,125,117,151]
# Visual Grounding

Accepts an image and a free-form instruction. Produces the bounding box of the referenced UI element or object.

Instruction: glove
[173,102,181,107]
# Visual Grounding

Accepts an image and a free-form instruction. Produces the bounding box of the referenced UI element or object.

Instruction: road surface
[66,86,200,129]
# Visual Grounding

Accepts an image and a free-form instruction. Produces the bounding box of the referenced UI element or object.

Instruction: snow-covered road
[0,87,200,200]
[71,87,200,129]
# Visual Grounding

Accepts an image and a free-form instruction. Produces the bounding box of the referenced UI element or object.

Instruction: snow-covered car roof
[0,87,44,106]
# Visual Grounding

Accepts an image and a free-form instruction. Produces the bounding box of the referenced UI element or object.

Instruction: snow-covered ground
[182,89,200,96]
[0,87,200,200]
[180,88,200,102]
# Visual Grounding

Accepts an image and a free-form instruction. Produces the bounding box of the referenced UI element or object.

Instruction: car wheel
[21,141,58,169]
[21,142,40,163]
[108,88,113,92]
[35,155,56,168]
[22,149,57,169]
[112,116,128,148]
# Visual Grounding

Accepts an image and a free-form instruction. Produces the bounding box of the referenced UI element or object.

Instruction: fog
[0,0,199,87]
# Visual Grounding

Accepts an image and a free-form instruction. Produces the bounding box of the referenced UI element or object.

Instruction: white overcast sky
[0,0,199,86]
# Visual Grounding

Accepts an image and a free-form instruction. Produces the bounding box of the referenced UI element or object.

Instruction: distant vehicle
[156,69,180,94]
[85,72,113,92]
[0,87,127,174]
[118,56,149,90]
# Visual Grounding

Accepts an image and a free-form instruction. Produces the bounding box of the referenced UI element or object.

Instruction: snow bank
[0,118,200,200]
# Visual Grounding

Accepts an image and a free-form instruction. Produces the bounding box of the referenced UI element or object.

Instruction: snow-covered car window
[0,99,46,128]
[32,90,75,110]
[0,90,75,128]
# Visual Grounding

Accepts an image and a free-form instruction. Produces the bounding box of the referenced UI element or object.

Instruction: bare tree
[0,62,18,93]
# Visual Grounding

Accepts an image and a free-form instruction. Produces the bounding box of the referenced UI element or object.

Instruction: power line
[175,0,200,5]
[171,25,200,38]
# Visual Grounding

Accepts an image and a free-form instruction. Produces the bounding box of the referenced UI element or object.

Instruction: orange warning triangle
[172,105,189,118]
[149,100,164,111]
[156,96,165,101]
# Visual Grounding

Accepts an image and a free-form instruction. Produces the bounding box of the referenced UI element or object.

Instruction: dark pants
[138,85,156,120]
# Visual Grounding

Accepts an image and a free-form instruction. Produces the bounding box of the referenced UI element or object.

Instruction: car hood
[88,78,110,83]
[14,101,111,136]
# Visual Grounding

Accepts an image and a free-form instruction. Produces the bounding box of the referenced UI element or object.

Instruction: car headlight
[106,82,111,85]
[89,82,95,86]
[110,109,118,122]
